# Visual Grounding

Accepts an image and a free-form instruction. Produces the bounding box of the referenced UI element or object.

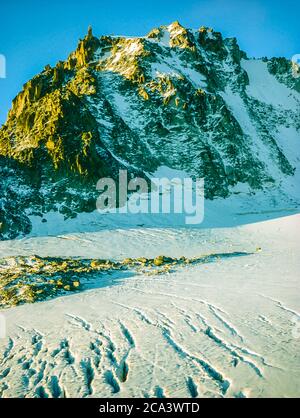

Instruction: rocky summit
[0,22,299,239]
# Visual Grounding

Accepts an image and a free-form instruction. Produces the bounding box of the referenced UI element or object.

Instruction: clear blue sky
[0,0,299,125]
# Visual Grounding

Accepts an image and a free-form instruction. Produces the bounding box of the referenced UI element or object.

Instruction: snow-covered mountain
[0,22,300,239]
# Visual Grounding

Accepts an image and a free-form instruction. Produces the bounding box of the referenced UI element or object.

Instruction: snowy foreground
[0,214,299,398]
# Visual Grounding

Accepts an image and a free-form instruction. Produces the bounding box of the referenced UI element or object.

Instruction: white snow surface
[241,59,300,110]
[0,213,299,398]
[151,53,207,89]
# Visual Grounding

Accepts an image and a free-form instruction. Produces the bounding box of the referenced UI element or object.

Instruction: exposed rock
[0,23,299,239]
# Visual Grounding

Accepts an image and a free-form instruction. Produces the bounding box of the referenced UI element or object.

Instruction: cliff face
[0,22,300,239]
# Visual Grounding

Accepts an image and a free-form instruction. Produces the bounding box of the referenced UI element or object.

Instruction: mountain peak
[0,23,299,239]
[167,20,185,31]
[87,25,93,40]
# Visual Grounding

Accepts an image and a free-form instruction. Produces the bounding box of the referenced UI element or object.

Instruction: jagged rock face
[0,22,299,239]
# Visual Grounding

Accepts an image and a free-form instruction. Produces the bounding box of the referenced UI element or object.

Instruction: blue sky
[0,0,299,125]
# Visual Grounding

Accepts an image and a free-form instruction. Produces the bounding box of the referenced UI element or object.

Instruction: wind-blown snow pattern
[0,215,299,398]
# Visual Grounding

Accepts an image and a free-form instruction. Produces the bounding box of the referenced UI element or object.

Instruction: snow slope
[241,59,299,110]
[0,214,299,398]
